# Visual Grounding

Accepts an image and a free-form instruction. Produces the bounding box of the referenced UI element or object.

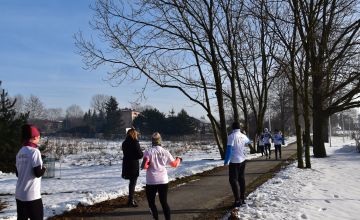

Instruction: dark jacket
[121,136,143,179]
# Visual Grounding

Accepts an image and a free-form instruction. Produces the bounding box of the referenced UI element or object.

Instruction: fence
[43,157,56,178]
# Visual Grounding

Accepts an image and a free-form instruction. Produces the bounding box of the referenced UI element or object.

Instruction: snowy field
[0,136,279,220]
[223,136,360,220]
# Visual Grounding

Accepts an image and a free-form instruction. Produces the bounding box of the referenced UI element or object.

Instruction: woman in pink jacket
[141,132,181,220]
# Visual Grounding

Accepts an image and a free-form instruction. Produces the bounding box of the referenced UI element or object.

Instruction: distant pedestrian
[273,129,284,160]
[257,134,265,156]
[16,124,46,220]
[141,132,182,220]
[224,122,251,207]
[121,128,143,207]
[261,128,272,159]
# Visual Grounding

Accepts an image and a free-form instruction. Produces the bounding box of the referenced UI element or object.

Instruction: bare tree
[236,0,279,147]
[46,108,64,121]
[66,105,84,119]
[291,0,360,157]
[12,94,25,115]
[90,94,110,114]
[75,0,259,158]
[265,0,306,168]
[24,95,46,120]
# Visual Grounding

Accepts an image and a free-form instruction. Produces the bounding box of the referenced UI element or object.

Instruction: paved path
[63,143,297,220]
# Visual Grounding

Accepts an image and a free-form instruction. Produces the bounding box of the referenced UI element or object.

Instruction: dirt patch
[0,200,7,213]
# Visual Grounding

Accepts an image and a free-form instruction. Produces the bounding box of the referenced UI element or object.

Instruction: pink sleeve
[169,157,181,168]
[141,151,150,170]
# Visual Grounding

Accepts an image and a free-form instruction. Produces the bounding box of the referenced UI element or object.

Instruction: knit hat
[232,121,241,130]
[21,124,40,141]
[152,132,162,146]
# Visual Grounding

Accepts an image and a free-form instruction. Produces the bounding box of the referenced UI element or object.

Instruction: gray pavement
[61,143,297,220]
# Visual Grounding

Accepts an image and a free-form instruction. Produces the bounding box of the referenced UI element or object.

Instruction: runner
[141,132,182,220]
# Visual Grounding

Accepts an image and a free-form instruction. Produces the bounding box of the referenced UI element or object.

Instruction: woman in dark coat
[122,128,143,207]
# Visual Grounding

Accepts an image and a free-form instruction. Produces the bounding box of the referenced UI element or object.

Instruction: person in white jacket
[224,122,250,207]
[15,124,46,220]
[273,129,284,160]
[261,128,272,159]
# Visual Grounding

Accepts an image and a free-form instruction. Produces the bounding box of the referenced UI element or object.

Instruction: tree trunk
[303,59,311,168]
[312,109,327,157]
[290,22,304,168]
[292,89,304,168]
[209,116,225,158]
[312,74,327,158]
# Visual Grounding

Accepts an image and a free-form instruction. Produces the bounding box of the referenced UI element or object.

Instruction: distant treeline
[0,81,208,172]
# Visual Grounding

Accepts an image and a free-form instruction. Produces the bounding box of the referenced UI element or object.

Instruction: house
[120,108,140,129]
[193,116,213,134]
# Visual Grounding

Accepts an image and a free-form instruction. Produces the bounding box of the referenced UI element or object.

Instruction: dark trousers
[229,162,246,202]
[128,177,137,201]
[259,145,265,156]
[264,143,271,156]
[146,184,170,220]
[274,144,282,159]
[16,198,43,220]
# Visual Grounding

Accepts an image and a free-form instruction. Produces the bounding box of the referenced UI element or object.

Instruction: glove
[176,157,183,162]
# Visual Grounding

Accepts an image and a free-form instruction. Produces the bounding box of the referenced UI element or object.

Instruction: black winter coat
[121,136,143,179]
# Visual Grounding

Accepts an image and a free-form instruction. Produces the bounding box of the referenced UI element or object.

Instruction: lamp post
[329,116,332,147]
[268,109,271,132]
[342,113,345,143]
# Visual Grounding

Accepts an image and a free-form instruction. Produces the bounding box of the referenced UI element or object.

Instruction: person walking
[262,128,272,159]
[273,129,284,160]
[257,134,265,156]
[121,128,143,207]
[224,122,251,207]
[15,124,46,220]
[141,132,182,220]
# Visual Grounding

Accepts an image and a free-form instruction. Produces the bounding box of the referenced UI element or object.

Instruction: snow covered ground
[223,136,360,220]
[3,136,357,220]
[0,137,271,220]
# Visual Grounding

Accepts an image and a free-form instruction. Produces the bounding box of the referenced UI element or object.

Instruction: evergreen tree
[0,81,28,172]
[104,96,124,139]
[133,108,166,135]
[175,109,196,135]
[95,109,106,133]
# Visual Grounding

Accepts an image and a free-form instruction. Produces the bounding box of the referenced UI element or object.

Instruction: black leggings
[229,162,246,202]
[16,198,43,220]
[128,177,137,201]
[146,184,170,220]
[274,144,282,159]
[264,143,271,156]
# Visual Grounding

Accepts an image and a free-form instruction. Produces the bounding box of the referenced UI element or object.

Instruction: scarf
[23,141,38,148]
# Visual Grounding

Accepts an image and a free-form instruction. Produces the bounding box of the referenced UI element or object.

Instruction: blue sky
[0,0,205,118]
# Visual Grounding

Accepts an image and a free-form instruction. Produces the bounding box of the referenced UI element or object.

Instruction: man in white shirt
[224,122,250,207]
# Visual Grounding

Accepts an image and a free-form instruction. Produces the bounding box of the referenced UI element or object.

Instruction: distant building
[192,116,213,134]
[30,119,63,135]
[120,108,140,129]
